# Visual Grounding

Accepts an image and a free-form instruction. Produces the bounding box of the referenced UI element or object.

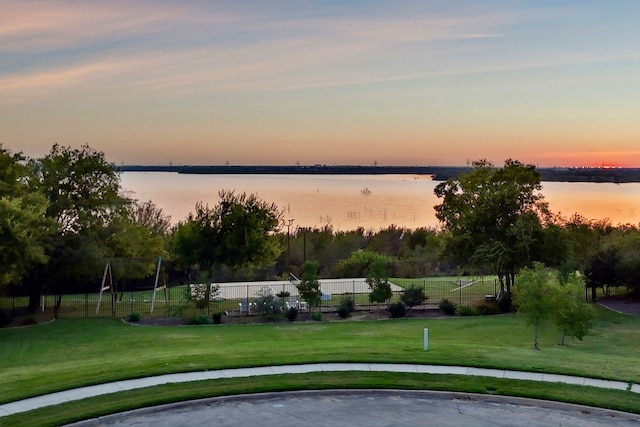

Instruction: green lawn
[1,306,639,426]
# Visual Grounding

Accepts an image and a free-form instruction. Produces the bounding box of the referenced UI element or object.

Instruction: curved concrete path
[1,363,638,418]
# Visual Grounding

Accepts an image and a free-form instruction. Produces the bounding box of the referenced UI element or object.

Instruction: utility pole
[298,227,311,263]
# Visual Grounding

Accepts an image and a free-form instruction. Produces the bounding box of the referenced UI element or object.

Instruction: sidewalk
[2,363,639,417]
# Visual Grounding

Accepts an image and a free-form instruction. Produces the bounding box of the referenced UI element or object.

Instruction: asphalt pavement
[66,390,640,427]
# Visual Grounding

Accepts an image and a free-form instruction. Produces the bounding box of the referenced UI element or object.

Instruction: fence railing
[1,277,506,320]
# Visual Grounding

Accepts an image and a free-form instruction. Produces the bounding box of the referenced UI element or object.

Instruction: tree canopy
[434,159,551,295]
[173,190,283,274]
[0,146,55,287]
[514,263,594,349]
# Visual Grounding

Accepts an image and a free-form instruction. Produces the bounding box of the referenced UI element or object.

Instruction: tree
[434,159,550,297]
[551,272,595,345]
[513,263,558,350]
[297,260,322,309]
[25,144,127,312]
[172,190,283,275]
[336,250,394,278]
[367,256,393,305]
[584,245,620,302]
[605,227,640,294]
[37,144,125,233]
[105,215,168,302]
[128,199,172,236]
[0,146,55,288]
[397,227,444,277]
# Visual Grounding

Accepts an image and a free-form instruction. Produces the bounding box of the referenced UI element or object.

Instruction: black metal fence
[1,277,506,321]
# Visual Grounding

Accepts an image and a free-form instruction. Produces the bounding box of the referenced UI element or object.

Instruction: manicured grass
[2,307,639,401]
[1,306,639,424]
[4,373,639,427]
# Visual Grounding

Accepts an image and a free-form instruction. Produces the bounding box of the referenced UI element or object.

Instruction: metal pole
[285,218,294,274]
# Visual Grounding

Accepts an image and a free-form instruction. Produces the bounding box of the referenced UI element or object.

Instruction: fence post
[423,280,427,304]
[167,286,171,316]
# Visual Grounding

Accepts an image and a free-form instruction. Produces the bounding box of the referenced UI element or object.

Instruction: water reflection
[120,172,640,230]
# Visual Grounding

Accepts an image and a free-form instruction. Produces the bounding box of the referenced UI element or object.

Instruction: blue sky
[2,1,640,166]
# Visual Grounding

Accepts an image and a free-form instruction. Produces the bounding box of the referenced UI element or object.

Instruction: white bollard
[424,328,429,351]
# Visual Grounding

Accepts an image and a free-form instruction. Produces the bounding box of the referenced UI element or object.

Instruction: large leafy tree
[25,144,128,311]
[0,146,55,288]
[172,190,283,275]
[434,159,551,296]
[584,245,620,301]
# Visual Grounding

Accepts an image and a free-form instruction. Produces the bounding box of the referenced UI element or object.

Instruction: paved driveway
[68,390,639,427]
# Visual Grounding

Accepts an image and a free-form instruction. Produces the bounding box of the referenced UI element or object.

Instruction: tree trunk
[25,269,44,313]
[533,322,540,350]
[497,274,505,294]
[54,294,63,318]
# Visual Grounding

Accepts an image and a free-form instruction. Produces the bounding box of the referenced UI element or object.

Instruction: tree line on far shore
[2,145,640,320]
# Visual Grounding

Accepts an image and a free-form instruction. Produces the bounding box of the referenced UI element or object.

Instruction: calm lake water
[120,172,640,231]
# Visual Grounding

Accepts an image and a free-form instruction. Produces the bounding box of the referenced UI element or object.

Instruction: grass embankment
[1,306,639,426]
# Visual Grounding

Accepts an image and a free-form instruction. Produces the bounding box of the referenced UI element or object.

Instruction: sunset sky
[2,1,640,167]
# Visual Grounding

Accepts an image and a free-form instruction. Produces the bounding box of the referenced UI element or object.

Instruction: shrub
[127,312,141,322]
[188,315,212,325]
[340,295,355,312]
[336,305,351,319]
[474,301,501,315]
[368,279,393,304]
[401,286,428,309]
[212,312,223,324]
[337,296,355,318]
[311,312,322,321]
[458,305,479,316]
[388,302,406,318]
[286,307,299,322]
[276,291,290,298]
[439,299,457,315]
[254,294,283,317]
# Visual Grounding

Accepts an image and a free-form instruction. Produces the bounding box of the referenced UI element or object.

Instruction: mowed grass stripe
[1,306,639,404]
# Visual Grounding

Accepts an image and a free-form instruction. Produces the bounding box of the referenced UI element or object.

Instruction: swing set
[96,256,167,315]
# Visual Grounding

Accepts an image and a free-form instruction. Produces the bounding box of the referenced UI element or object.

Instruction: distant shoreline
[119,165,640,183]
